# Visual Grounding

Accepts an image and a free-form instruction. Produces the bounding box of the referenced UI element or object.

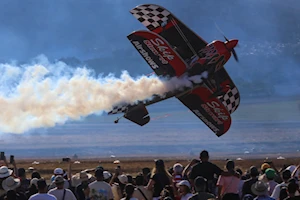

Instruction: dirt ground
[6,156,300,180]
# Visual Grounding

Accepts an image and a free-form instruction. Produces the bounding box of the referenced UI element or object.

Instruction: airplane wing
[127,30,188,77]
[177,86,231,137]
[130,4,207,60]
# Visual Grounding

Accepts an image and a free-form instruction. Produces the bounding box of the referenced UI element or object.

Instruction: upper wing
[127,30,188,77]
[177,86,232,137]
[130,4,207,60]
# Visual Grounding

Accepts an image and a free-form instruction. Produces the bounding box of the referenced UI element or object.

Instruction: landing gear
[114,116,123,124]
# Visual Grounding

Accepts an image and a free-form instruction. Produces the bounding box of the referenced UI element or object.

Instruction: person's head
[251,181,268,197]
[29,178,39,190]
[152,159,170,177]
[135,174,144,186]
[282,169,292,182]
[37,178,47,193]
[103,171,112,183]
[160,186,175,200]
[287,179,299,196]
[31,171,41,179]
[6,190,17,200]
[176,180,191,194]
[17,168,26,178]
[265,168,276,181]
[53,168,64,176]
[226,160,235,171]
[260,163,270,173]
[194,176,207,192]
[249,166,259,178]
[118,174,129,185]
[142,168,150,176]
[199,150,209,162]
[2,177,21,192]
[173,163,183,175]
[95,167,104,181]
[54,175,65,189]
[124,184,135,199]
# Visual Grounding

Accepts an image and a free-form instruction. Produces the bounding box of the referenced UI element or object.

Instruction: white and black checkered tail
[108,105,128,115]
[130,4,171,31]
[218,87,240,114]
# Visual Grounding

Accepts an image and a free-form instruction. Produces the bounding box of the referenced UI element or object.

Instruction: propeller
[215,23,239,62]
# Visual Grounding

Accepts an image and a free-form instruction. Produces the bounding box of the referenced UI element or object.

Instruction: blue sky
[0,0,300,157]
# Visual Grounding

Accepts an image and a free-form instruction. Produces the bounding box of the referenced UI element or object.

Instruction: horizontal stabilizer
[124,104,150,126]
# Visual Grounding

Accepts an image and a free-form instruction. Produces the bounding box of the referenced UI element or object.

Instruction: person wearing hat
[271,169,291,199]
[49,168,70,190]
[73,171,93,200]
[48,175,77,200]
[132,173,153,200]
[0,166,13,197]
[26,178,39,199]
[146,159,172,200]
[89,167,113,200]
[176,180,193,200]
[265,168,278,196]
[242,166,260,198]
[189,150,223,195]
[189,176,215,200]
[29,178,57,200]
[251,181,275,200]
[2,176,27,199]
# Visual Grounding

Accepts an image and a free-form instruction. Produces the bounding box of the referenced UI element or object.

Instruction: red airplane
[108,4,241,137]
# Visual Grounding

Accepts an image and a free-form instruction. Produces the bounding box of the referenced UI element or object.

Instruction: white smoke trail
[0,55,205,134]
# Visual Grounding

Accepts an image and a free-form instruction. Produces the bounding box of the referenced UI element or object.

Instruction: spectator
[189,176,215,200]
[28,178,57,200]
[172,163,183,188]
[265,169,278,195]
[121,184,137,200]
[146,159,172,200]
[216,160,240,200]
[103,171,112,183]
[271,170,291,200]
[89,167,113,200]
[17,168,30,193]
[31,172,41,180]
[142,168,151,186]
[251,181,275,200]
[48,176,76,200]
[176,180,192,200]
[189,150,222,194]
[2,176,27,200]
[72,171,93,200]
[243,166,259,198]
[26,178,39,199]
[284,179,300,200]
[49,168,70,190]
[132,174,152,200]
[0,166,13,198]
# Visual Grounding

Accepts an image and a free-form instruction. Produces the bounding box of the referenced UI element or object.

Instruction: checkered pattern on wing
[130,4,171,31]
[219,87,240,114]
[108,105,128,115]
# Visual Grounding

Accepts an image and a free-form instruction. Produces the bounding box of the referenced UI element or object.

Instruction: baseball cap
[261,163,270,171]
[176,180,191,189]
[54,168,63,175]
[265,168,276,179]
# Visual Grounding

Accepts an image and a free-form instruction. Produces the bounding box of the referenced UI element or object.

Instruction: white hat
[118,174,128,184]
[103,171,112,180]
[71,171,92,187]
[54,168,63,175]
[176,180,191,189]
[173,163,183,173]
[0,166,13,178]
[2,176,21,191]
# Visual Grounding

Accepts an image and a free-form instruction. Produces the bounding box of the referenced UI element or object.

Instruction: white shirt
[89,180,114,200]
[181,193,193,200]
[29,193,57,200]
[48,188,77,200]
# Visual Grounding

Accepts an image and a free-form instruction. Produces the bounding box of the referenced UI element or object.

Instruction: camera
[0,152,4,160]
[62,158,70,162]
[9,155,14,164]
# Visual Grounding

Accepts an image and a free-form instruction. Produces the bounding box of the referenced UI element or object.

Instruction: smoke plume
[0,55,204,134]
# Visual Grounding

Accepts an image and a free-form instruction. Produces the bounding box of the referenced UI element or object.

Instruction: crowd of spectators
[0,150,300,200]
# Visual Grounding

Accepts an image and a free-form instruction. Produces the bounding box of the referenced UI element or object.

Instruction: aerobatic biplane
[108,4,241,137]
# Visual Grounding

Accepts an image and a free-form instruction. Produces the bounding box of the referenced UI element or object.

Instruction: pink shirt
[217,175,240,195]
